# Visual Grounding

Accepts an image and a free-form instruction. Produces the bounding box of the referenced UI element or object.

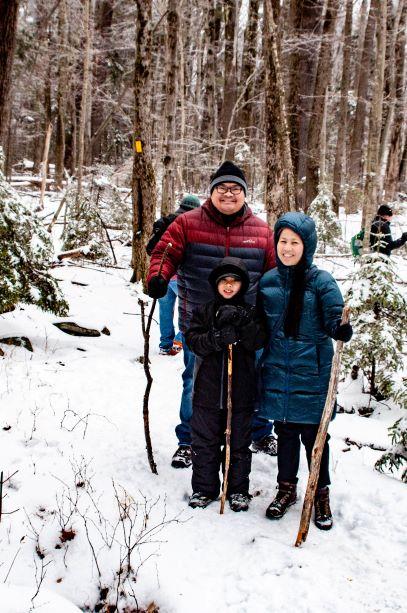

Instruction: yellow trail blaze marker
[134,139,143,153]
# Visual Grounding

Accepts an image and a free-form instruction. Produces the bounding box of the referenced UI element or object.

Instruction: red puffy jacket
[147,198,275,332]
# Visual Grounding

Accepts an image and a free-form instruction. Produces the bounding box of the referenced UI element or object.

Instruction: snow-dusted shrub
[343,253,406,406]
[376,414,407,483]
[0,148,68,315]
[308,185,346,254]
[62,188,110,261]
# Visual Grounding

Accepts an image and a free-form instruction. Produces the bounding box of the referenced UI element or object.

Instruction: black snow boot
[228,493,252,512]
[188,492,216,509]
[265,482,297,520]
[171,445,192,468]
[314,487,333,531]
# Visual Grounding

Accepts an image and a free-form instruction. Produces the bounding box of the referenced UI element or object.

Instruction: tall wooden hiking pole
[220,344,233,514]
[295,306,350,547]
[138,243,172,475]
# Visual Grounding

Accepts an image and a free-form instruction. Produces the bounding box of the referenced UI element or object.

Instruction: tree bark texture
[0,0,20,147]
[77,0,93,198]
[263,0,296,225]
[131,0,157,286]
[221,0,237,159]
[332,0,352,213]
[305,0,339,208]
[345,1,376,213]
[55,0,68,188]
[161,0,179,216]
[362,0,387,244]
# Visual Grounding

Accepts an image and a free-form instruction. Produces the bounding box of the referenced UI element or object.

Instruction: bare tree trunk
[264,0,296,225]
[378,0,406,202]
[0,0,20,147]
[39,123,52,210]
[345,1,376,213]
[221,0,238,159]
[55,0,68,188]
[384,1,407,201]
[362,0,387,245]
[240,0,260,139]
[201,0,218,165]
[332,0,352,213]
[161,0,179,216]
[77,0,93,198]
[305,0,339,208]
[131,0,157,285]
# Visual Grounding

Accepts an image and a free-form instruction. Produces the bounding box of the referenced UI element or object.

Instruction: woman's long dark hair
[284,257,307,339]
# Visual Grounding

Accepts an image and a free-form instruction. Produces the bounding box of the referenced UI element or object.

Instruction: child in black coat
[185,256,267,512]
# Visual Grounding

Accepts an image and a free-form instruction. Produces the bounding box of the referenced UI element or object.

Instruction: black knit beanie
[209,161,248,195]
[377,204,393,217]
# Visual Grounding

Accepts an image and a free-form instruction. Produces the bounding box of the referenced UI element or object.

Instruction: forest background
[1,0,406,283]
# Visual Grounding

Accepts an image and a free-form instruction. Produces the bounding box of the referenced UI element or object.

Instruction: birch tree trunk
[0,0,20,147]
[305,0,339,208]
[263,0,296,225]
[362,0,387,244]
[161,0,179,216]
[131,0,156,285]
[332,0,352,213]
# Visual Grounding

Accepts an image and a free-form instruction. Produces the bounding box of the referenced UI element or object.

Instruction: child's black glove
[216,305,254,328]
[148,275,168,298]
[213,325,240,348]
[333,321,353,342]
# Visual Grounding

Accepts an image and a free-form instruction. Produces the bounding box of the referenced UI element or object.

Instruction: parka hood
[208,256,250,298]
[274,212,317,269]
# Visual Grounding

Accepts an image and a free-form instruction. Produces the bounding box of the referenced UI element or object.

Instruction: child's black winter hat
[208,256,250,295]
[377,204,393,217]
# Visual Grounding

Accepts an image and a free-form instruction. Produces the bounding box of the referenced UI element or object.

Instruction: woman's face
[277,228,304,266]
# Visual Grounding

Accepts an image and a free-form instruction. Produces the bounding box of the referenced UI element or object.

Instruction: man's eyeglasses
[215,184,243,195]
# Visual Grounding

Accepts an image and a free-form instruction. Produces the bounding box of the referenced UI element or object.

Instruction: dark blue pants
[274,421,331,489]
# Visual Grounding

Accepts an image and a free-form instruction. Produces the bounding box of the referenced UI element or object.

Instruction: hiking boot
[188,492,215,509]
[171,445,192,468]
[228,493,251,512]
[159,346,178,356]
[172,339,183,354]
[251,434,278,456]
[314,487,333,531]
[265,482,297,520]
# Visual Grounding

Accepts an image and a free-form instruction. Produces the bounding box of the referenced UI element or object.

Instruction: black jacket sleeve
[370,219,406,255]
[184,304,221,357]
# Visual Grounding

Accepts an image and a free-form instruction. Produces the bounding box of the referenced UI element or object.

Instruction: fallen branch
[56,246,91,261]
[344,437,386,452]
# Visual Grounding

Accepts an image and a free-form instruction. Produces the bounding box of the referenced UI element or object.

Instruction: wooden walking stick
[220,344,233,514]
[295,305,350,547]
[138,242,172,475]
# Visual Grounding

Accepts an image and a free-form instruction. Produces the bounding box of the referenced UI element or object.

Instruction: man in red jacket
[148,161,277,468]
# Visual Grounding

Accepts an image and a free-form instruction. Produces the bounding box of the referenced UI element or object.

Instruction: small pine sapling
[343,252,406,409]
[308,185,346,254]
[0,148,68,315]
[376,412,407,483]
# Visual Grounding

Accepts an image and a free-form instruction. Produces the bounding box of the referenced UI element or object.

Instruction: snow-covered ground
[0,195,406,612]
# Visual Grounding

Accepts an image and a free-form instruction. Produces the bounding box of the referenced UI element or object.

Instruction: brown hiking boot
[314,487,333,531]
[265,482,297,520]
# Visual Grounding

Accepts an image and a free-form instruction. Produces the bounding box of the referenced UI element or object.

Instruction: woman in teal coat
[259,212,352,530]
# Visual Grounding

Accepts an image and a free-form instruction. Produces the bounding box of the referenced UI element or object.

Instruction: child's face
[217,276,242,299]
[277,228,304,266]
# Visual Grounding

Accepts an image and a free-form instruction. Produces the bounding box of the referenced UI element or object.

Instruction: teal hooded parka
[259,212,344,424]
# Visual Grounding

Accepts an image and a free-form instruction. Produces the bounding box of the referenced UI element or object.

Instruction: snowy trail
[0,252,406,612]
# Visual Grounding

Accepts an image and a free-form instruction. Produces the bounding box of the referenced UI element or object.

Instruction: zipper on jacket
[219,349,226,409]
[225,226,230,256]
[282,269,290,423]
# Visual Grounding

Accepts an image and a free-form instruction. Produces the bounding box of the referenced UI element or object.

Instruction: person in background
[147,195,201,355]
[370,204,407,256]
